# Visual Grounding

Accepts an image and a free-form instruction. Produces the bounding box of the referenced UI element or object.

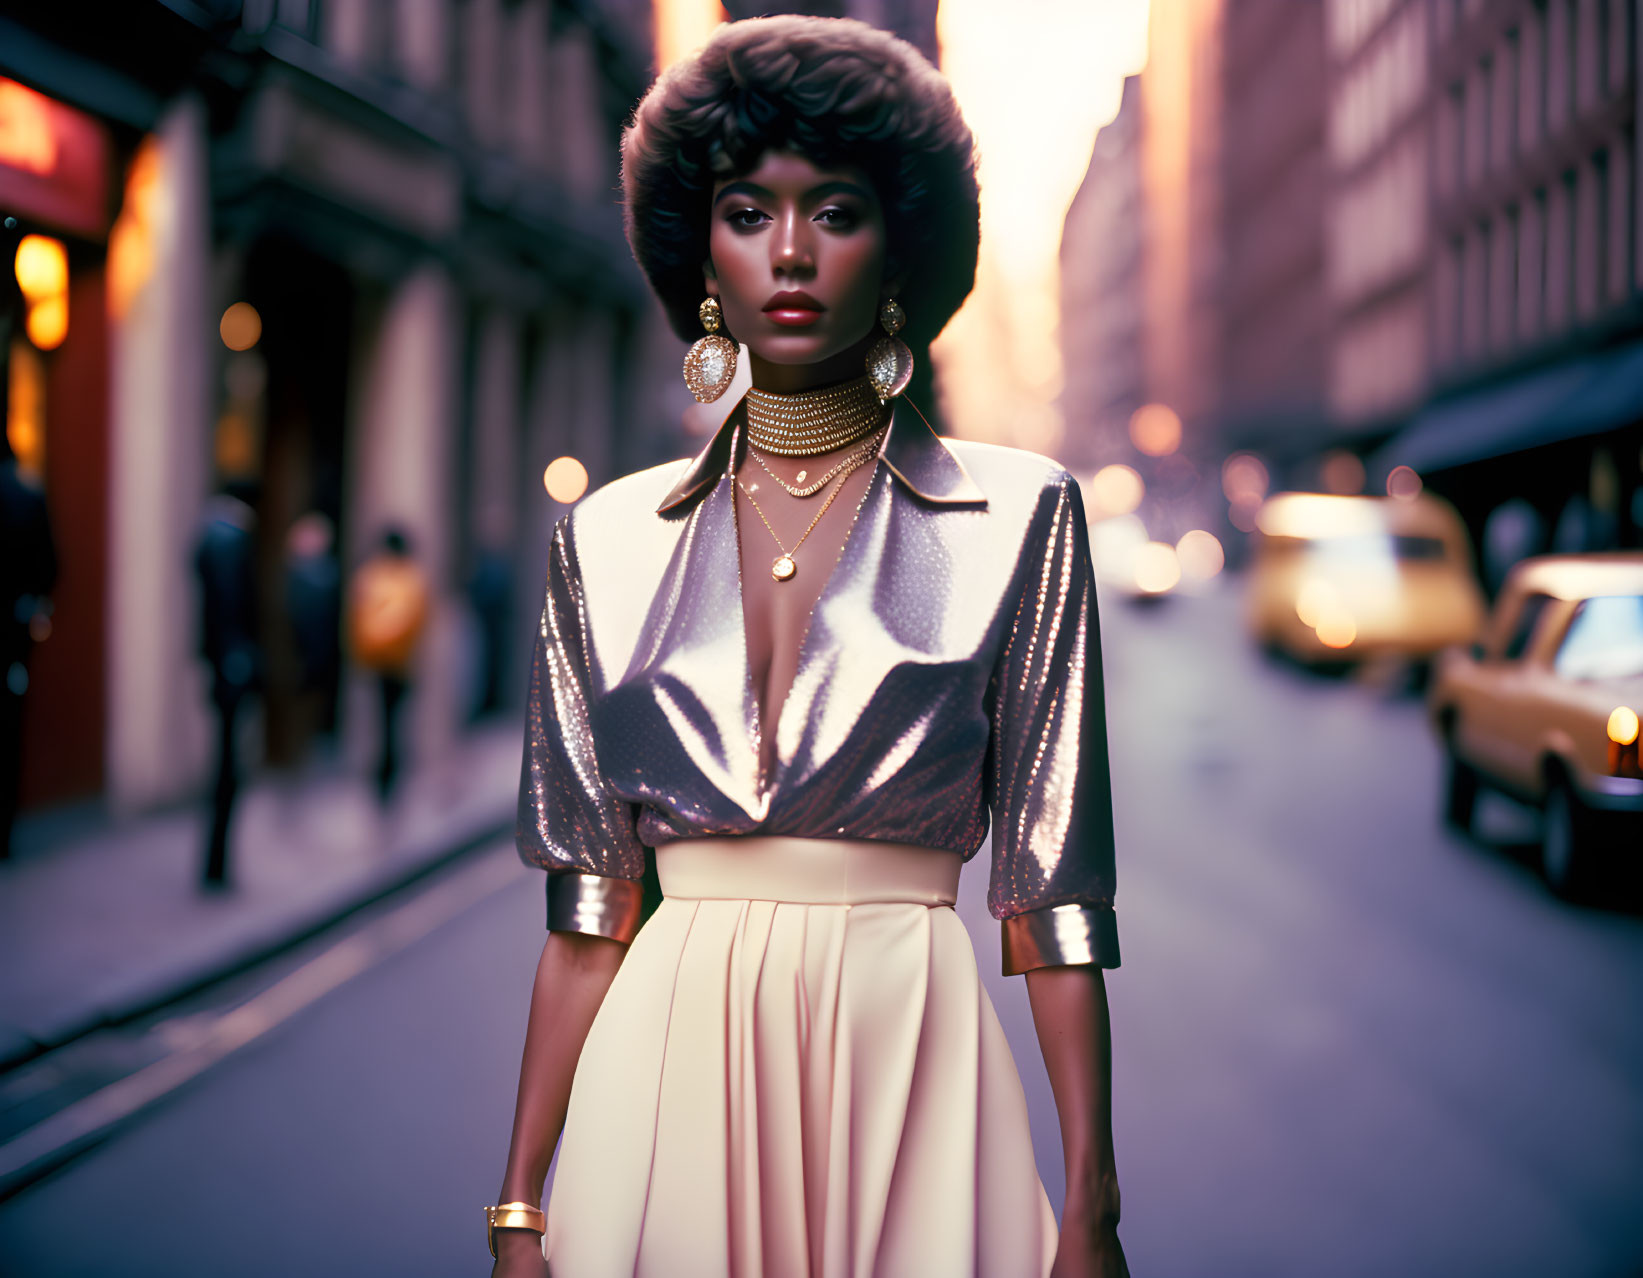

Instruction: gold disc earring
[683,297,738,403]
[865,297,914,402]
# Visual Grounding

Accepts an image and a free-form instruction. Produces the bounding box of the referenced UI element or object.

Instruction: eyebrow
[712,179,875,209]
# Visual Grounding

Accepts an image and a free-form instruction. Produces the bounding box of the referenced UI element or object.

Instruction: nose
[770,207,814,277]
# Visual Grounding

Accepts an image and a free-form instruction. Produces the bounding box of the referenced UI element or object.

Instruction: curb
[0,835,523,1202]
[0,814,511,1074]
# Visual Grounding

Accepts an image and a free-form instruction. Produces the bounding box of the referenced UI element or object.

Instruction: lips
[763,290,826,327]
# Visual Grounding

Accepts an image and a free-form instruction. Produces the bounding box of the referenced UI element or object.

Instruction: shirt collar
[653,392,987,514]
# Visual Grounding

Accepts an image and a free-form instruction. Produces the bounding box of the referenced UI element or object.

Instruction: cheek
[826,236,888,327]
[706,227,762,315]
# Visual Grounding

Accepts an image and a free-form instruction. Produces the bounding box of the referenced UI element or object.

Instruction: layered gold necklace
[736,376,889,582]
[744,375,886,456]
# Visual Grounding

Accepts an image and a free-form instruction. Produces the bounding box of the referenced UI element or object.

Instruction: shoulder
[559,457,695,546]
[939,438,1078,524]
[553,457,703,598]
[942,438,1074,494]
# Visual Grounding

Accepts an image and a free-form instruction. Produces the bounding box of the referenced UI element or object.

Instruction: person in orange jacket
[348,527,429,801]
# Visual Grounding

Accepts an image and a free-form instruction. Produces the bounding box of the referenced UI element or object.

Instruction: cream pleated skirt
[543,836,1058,1278]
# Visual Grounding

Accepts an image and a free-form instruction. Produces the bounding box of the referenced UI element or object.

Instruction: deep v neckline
[727,413,883,800]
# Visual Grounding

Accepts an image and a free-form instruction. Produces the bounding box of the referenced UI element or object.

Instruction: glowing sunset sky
[933,0,1150,449]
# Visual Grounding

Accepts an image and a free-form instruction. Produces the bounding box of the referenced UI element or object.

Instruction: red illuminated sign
[0,77,111,240]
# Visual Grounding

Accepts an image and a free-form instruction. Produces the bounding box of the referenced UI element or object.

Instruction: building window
[1471,60,1490,185]
[448,0,468,100]
[1519,190,1545,340]
[1446,81,1465,196]
[1607,0,1633,99]
[1519,6,1542,150]
[1589,151,1609,316]
[1545,179,1569,331]
[1503,28,1520,163]
[1445,234,1466,365]
[1479,55,1495,177]
[367,0,395,73]
[1503,204,1521,350]
[1575,0,1599,112]
[1595,0,1611,94]
[1545,0,1568,133]
[1475,219,1492,357]
[1562,168,1580,323]
[1561,0,1579,122]
[1611,132,1634,303]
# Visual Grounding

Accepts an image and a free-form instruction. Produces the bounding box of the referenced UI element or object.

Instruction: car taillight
[1608,706,1641,778]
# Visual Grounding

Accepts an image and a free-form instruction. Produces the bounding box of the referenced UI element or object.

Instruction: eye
[725,207,769,229]
[815,206,859,229]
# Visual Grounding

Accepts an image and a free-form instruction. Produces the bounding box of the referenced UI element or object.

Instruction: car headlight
[1314,606,1357,649]
[1609,706,1641,779]
[1295,578,1333,627]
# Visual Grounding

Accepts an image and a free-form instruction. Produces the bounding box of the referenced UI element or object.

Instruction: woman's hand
[1051,1203,1129,1278]
[489,1227,549,1278]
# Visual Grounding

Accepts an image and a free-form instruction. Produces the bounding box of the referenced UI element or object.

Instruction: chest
[733,455,880,780]
[579,456,1023,809]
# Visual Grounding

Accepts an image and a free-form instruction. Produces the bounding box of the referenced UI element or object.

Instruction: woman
[489,16,1126,1277]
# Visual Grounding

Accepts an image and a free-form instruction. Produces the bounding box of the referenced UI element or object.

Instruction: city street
[2,576,1640,1278]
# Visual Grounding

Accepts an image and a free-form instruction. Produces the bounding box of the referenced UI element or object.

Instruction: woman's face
[706,148,893,384]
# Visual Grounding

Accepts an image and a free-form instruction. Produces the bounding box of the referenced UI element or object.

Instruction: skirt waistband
[656,836,961,907]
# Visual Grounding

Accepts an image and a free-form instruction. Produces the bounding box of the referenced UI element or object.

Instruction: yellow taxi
[1246,492,1486,666]
[1428,553,1643,895]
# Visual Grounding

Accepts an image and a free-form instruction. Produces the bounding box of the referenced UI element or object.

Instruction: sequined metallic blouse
[516,396,1120,975]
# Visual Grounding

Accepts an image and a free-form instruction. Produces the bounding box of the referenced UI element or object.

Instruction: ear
[702,258,719,297]
[880,258,907,301]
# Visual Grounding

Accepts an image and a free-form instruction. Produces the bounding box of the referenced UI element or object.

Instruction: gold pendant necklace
[737,443,880,581]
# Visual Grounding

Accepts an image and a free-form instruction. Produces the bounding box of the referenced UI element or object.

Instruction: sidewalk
[0,725,522,1071]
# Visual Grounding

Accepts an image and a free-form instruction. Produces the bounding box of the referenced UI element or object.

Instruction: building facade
[1218,0,1331,466]
[1325,0,1431,433]
[1059,75,1146,473]
[1369,0,1643,580]
[1058,0,1225,549]
[1,0,675,820]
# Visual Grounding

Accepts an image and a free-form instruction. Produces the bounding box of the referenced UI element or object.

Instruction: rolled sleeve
[544,872,646,944]
[986,473,1121,975]
[517,516,647,942]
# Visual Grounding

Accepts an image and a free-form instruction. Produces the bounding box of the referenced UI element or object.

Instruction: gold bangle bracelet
[485,1202,545,1259]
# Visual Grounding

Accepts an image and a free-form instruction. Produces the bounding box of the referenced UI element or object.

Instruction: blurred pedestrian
[1,446,57,860]
[348,527,428,802]
[285,512,342,741]
[466,545,511,720]
[194,483,261,890]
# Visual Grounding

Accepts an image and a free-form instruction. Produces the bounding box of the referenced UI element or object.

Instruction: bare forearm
[1026,962,1119,1221]
[497,930,625,1204]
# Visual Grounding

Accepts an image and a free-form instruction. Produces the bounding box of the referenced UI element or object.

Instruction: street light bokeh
[544,456,590,505]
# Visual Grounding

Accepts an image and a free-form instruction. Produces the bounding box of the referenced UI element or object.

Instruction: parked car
[1247,492,1486,668]
[1428,552,1643,895]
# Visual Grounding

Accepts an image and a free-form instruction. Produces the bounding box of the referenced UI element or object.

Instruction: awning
[1556,338,1643,439]
[1371,337,1643,477]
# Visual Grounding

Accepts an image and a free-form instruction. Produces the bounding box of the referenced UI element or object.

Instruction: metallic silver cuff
[1000,902,1120,975]
[544,873,644,944]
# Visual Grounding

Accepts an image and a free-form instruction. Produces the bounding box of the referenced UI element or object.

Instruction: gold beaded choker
[744,376,887,457]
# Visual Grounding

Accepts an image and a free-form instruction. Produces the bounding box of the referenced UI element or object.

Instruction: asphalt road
[1,575,1640,1278]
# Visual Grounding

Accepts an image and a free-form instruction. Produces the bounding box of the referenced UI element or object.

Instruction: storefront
[1369,339,1643,592]
[1,75,115,810]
